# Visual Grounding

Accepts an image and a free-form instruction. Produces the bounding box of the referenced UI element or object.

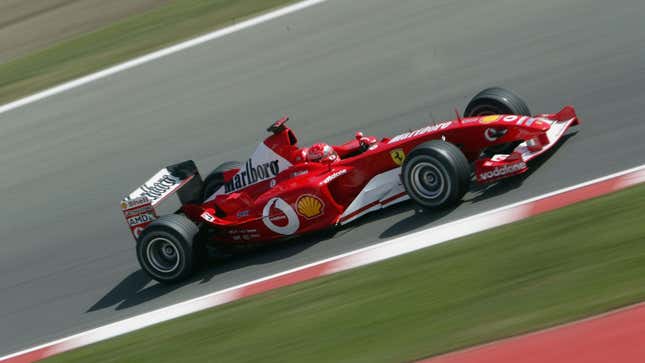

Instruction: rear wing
[120,160,203,239]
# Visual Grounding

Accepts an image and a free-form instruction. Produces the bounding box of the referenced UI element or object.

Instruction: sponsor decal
[291,170,309,177]
[205,142,292,200]
[121,195,157,239]
[236,210,250,218]
[480,115,500,124]
[484,127,507,142]
[134,174,181,202]
[262,197,300,235]
[127,212,156,227]
[389,148,406,166]
[124,205,154,218]
[237,233,261,240]
[228,228,257,235]
[387,121,451,144]
[501,115,543,127]
[461,117,480,124]
[121,196,150,210]
[296,195,325,219]
[478,162,527,181]
[270,214,287,222]
[321,169,347,185]
[484,128,496,141]
[491,154,510,162]
[224,159,280,193]
[201,211,215,222]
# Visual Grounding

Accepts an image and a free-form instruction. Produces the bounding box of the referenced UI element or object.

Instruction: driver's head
[307,143,338,163]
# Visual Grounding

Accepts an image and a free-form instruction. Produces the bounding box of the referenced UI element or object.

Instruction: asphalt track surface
[1,0,644,356]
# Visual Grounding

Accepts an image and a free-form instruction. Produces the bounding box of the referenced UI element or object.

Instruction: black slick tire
[136,214,199,284]
[464,87,531,117]
[402,140,470,209]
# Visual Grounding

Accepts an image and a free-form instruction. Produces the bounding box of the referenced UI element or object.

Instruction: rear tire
[202,161,241,201]
[402,140,470,209]
[136,214,199,284]
[464,87,531,117]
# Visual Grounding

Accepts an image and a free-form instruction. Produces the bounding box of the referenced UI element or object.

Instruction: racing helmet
[306,143,338,163]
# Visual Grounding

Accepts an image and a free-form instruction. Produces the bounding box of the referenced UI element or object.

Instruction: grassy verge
[45,184,645,363]
[0,0,299,105]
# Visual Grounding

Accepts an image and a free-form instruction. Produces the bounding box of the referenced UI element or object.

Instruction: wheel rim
[410,161,445,199]
[147,237,180,273]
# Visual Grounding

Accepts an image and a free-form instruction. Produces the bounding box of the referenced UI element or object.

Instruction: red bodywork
[164,107,579,246]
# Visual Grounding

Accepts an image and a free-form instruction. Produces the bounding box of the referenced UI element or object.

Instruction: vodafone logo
[262,197,300,235]
[484,128,497,141]
[484,127,508,142]
[479,162,527,180]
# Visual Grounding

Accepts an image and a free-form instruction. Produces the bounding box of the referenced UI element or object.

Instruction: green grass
[0,0,299,105]
[45,184,645,363]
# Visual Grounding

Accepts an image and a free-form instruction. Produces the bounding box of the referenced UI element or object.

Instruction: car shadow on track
[89,132,576,312]
[88,230,332,312]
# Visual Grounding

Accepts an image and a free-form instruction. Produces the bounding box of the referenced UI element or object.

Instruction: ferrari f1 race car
[121,87,579,283]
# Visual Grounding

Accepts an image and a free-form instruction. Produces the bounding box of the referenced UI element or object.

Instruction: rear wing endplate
[120,160,202,239]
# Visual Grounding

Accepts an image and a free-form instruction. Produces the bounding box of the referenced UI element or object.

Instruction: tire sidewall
[464,87,531,117]
[465,100,513,117]
[136,227,192,283]
[402,151,457,208]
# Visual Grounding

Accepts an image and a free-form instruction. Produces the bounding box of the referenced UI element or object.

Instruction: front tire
[463,87,531,117]
[136,214,199,284]
[402,140,470,209]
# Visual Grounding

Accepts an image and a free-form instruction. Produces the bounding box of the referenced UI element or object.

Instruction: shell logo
[296,195,325,219]
[480,115,500,124]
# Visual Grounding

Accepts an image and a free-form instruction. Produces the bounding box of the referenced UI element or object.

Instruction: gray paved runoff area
[1,0,644,355]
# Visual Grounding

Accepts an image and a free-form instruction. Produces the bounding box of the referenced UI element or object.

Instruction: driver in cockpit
[305,143,339,164]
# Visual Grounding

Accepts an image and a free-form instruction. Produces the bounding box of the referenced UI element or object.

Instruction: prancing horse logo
[390,148,405,166]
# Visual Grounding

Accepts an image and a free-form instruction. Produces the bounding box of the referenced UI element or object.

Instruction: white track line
[2,164,644,362]
[3,1,643,361]
[0,0,330,115]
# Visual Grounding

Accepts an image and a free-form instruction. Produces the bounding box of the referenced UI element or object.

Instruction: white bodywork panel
[205,142,293,202]
[125,168,193,207]
[339,168,409,225]
[517,118,575,162]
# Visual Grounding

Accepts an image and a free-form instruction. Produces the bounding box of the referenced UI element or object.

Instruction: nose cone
[484,115,551,132]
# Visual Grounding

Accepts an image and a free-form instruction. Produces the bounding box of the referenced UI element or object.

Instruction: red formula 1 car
[121,87,579,283]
